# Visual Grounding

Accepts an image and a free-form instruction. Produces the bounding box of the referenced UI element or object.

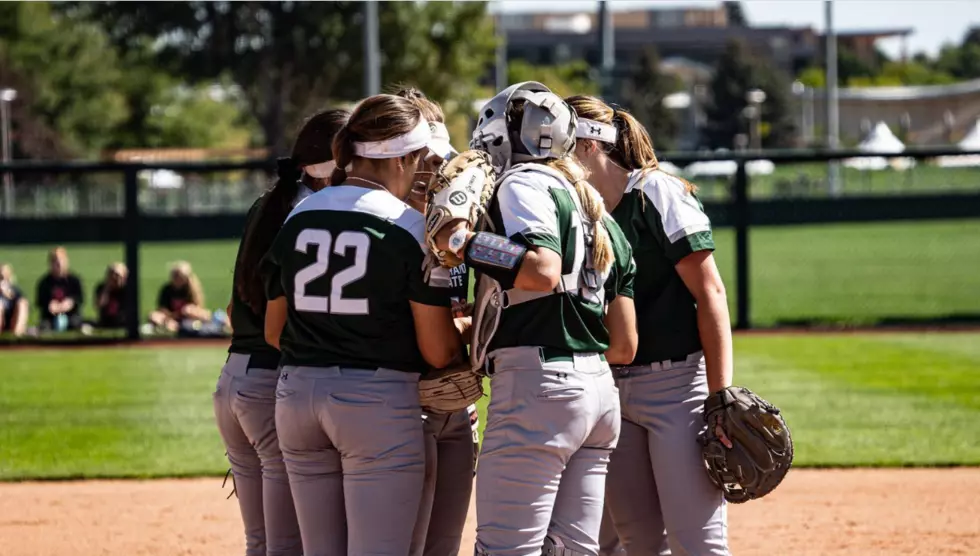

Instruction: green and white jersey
[261,185,450,372]
[486,164,636,355]
[611,169,714,364]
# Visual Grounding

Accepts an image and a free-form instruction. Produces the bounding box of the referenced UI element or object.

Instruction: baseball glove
[418,362,485,415]
[424,149,497,268]
[698,386,793,504]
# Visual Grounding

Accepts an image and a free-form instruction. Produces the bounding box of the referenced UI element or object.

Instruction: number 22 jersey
[261,185,450,372]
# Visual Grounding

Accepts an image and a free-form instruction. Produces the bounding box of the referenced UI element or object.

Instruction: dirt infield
[1,469,978,555]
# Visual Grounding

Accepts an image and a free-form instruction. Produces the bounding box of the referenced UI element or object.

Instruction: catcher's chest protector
[469,165,606,373]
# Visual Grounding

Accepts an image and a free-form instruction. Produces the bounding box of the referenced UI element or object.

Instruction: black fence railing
[2,147,979,341]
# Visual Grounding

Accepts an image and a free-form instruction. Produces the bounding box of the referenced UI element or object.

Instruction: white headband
[575,118,617,144]
[303,160,336,179]
[353,119,432,159]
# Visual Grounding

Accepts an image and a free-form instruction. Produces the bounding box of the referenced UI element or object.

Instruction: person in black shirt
[94,262,129,329]
[36,247,84,331]
[149,261,210,332]
[1,264,29,336]
[215,107,348,555]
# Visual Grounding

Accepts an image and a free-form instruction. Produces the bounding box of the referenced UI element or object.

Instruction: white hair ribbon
[353,119,432,159]
[303,160,336,179]
[575,118,617,144]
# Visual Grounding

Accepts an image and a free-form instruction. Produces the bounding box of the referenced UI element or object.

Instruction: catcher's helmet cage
[471,81,578,173]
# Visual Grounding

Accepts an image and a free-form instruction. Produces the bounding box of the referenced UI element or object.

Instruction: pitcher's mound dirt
[1,468,977,555]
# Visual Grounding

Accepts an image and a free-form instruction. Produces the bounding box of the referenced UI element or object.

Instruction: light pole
[792,80,814,145]
[743,88,766,150]
[1,88,16,218]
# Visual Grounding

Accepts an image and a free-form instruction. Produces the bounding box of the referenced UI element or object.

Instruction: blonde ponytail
[548,157,614,276]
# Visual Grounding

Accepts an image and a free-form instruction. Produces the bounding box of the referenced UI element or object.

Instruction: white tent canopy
[683,153,775,178]
[844,121,914,171]
[937,119,980,167]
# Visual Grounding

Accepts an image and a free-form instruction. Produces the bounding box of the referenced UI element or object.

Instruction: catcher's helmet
[470,82,577,173]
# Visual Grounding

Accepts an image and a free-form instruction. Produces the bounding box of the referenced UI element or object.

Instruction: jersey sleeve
[260,235,286,301]
[640,172,715,263]
[406,244,451,308]
[496,173,561,254]
[604,216,636,300]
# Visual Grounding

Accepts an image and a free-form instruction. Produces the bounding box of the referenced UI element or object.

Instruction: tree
[0,2,128,157]
[723,1,748,27]
[703,39,795,149]
[621,48,681,151]
[68,1,497,154]
[507,60,599,98]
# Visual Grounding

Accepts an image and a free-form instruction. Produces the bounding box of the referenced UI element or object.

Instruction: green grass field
[2,219,979,327]
[1,331,977,480]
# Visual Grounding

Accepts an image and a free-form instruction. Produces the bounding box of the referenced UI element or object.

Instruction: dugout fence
[1,147,979,342]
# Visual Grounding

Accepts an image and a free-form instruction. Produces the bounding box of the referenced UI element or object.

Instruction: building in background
[501,4,912,148]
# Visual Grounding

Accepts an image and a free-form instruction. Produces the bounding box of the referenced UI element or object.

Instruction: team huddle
[213,82,792,556]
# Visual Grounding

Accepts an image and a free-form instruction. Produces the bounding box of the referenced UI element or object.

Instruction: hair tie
[276,157,301,183]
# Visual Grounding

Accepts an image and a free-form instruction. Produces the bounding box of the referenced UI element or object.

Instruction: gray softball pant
[475,347,621,556]
[274,365,426,556]
[213,353,302,556]
[600,353,729,556]
[410,405,478,556]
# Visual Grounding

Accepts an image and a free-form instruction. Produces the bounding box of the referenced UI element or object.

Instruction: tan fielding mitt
[418,362,485,415]
[424,150,497,268]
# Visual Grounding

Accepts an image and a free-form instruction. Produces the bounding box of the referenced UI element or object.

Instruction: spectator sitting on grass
[148,261,211,332]
[36,247,84,332]
[95,262,129,329]
[0,263,29,337]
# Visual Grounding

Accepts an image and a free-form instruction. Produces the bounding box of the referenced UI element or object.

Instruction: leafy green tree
[68,1,497,154]
[620,48,681,151]
[507,60,599,98]
[0,2,128,157]
[703,39,796,149]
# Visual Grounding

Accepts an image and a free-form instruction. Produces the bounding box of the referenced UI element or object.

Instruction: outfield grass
[5,219,977,327]
[1,332,977,480]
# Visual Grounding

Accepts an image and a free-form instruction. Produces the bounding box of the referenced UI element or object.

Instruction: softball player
[566,95,733,555]
[396,87,480,556]
[433,82,638,556]
[262,94,464,556]
[213,108,348,556]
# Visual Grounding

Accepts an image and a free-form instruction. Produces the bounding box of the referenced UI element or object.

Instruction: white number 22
[293,229,370,315]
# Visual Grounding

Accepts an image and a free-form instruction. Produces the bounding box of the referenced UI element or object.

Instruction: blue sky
[494,0,980,59]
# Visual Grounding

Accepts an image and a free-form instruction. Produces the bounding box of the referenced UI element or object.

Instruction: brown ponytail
[236,108,348,313]
[565,95,695,194]
[330,94,426,186]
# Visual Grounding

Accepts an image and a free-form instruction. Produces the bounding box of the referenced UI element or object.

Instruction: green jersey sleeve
[406,245,451,308]
[639,171,715,263]
[495,173,562,254]
[604,216,637,300]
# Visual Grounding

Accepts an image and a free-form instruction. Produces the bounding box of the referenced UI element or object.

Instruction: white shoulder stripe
[286,185,427,247]
[632,170,711,243]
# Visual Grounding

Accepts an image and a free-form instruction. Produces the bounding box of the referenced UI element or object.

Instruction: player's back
[264,185,439,373]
